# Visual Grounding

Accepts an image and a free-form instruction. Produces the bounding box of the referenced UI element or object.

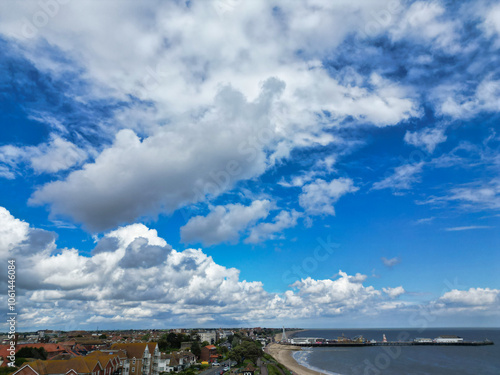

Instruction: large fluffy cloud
[0,0,421,231]
[0,207,30,259]
[0,206,419,329]
[29,80,285,231]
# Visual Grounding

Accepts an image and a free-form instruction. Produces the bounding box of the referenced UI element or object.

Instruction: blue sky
[0,0,499,330]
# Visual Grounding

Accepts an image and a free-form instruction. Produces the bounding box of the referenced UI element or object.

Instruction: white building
[218,330,233,339]
[434,335,463,343]
[414,338,433,343]
[198,331,217,344]
[290,337,322,345]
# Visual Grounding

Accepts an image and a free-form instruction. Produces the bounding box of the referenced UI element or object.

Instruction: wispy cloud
[381,256,401,268]
[372,162,424,192]
[421,179,500,211]
[444,225,493,231]
[404,126,447,153]
[415,217,435,225]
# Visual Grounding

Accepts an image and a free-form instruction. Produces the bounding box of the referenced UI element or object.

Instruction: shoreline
[266,343,329,375]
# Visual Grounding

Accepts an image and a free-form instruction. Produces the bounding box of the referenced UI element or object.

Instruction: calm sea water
[291,328,500,375]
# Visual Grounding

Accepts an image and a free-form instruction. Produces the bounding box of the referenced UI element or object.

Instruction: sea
[291,328,500,375]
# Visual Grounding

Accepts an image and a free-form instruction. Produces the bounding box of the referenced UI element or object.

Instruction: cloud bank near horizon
[1,206,498,330]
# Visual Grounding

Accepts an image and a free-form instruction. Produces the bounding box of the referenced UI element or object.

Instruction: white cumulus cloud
[0,0,421,231]
[245,210,301,244]
[180,200,272,246]
[0,206,428,329]
[404,127,447,153]
[299,178,358,216]
[440,288,500,306]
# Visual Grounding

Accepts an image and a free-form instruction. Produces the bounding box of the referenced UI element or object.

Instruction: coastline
[266,343,329,375]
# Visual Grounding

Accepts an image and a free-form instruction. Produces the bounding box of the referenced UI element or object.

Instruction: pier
[284,340,494,347]
[282,334,494,347]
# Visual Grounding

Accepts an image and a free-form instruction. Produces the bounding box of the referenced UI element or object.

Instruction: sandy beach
[266,343,328,375]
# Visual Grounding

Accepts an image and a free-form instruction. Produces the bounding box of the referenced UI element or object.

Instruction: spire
[282,326,287,341]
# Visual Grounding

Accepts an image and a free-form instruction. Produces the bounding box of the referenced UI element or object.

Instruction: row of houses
[0,343,90,366]
[10,342,201,375]
[12,343,160,375]
[14,351,121,375]
[158,352,196,372]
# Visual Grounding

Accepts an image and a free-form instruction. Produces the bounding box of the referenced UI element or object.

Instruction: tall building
[111,343,160,375]
[197,331,217,345]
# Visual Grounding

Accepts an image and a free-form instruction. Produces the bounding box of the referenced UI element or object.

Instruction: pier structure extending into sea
[285,340,494,347]
[283,335,494,347]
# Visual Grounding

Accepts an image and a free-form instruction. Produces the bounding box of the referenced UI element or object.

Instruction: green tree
[240,341,262,363]
[191,341,201,358]
[15,358,29,367]
[217,346,228,356]
[231,336,240,348]
[16,347,47,360]
[228,340,262,365]
[158,333,169,351]
[0,367,17,375]
[99,334,107,339]
[228,346,244,364]
[177,333,188,345]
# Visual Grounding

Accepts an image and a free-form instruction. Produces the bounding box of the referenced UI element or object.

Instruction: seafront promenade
[267,330,495,375]
[267,330,329,375]
[266,343,326,375]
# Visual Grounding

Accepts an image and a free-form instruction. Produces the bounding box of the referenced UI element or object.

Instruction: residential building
[157,351,194,373]
[197,332,217,345]
[12,353,121,375]
[157,353,170,373]
[200,345,218,363]
[179,342,193,351]
[158,354,178,373]
[217,331,233,340]
[241,364,255,375]
[111,343,160,375]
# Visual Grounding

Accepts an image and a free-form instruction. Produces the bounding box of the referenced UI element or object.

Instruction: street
[198,360,235,375]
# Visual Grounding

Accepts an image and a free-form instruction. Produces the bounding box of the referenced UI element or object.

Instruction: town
[0,328,294,375]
